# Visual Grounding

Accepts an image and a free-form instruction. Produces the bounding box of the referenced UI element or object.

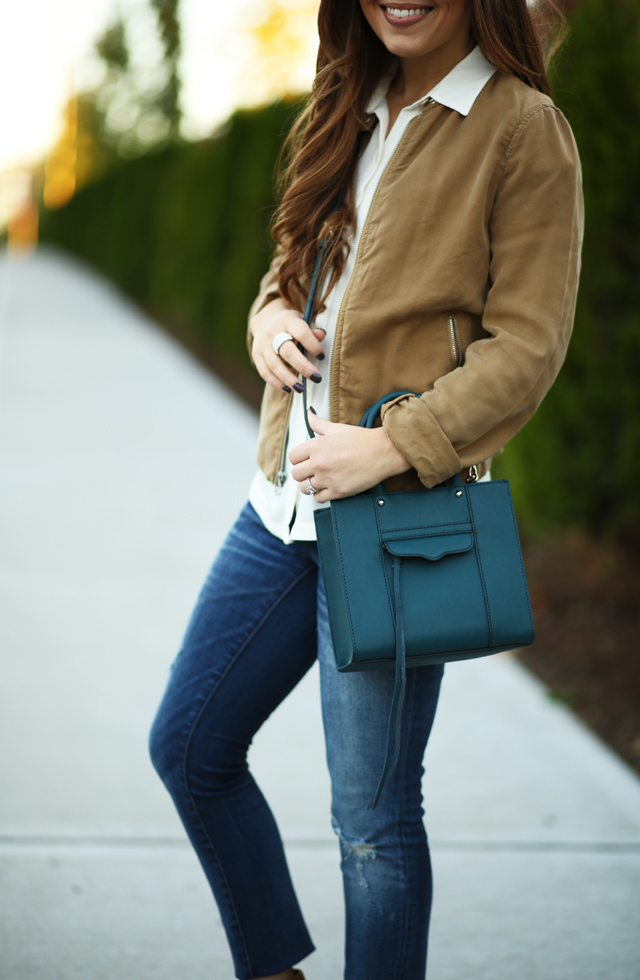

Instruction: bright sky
[0,0,318,173]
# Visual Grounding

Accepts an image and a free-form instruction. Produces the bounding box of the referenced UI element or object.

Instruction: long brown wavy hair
[271,0,568,313]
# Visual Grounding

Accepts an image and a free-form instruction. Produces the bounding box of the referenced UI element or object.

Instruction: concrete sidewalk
[0,247,638,980]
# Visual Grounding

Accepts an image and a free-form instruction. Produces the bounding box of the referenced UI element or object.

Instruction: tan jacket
[248,71,584,491]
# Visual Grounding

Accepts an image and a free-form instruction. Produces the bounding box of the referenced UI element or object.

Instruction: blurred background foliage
[493,0,640,541]
[39,0,640,542]
[40,0,184,212]
[39,99,300,400]
[89,0,182,156]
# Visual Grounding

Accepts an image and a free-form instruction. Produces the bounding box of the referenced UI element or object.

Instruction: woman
[150,1,583,978]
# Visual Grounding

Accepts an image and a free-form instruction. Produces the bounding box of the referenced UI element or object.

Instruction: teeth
[385,7,428,16]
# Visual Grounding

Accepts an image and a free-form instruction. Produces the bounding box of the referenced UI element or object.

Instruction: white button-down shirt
[249,46,496,544]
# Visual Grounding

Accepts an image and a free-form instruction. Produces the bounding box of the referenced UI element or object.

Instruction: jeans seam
[179,563,317,978]
[397,669,419,980]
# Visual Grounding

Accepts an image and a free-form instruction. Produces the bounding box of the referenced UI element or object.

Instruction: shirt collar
[366,45,496,118]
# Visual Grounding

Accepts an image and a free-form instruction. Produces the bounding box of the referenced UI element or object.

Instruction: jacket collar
[366,45,496,118]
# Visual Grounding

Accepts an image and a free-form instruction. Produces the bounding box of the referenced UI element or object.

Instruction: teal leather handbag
[313,404,534,806]
[300,250,534,808]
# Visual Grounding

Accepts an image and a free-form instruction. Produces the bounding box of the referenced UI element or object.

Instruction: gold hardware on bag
[467,464,479,483]
[378,499,385,506]
[455,490,463,497]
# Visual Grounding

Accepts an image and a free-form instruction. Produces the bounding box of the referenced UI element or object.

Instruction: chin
[371,10,443,56]
[382,36,436,58]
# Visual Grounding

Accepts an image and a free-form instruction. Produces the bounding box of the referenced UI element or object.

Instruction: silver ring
[272,332,294,356]
[305,478,318,496]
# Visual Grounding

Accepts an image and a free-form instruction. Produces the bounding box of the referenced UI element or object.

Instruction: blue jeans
[149,502,443,980]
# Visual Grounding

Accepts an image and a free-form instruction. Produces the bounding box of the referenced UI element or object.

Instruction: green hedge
[40,100,300,365]
[40,0,640,538]
[492,0,640,537]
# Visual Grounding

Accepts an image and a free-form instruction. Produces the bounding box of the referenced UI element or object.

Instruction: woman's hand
[289,411,411,503]
[249,298,326,393]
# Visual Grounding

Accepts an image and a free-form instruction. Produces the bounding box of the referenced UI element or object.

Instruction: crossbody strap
[300,243,328,439]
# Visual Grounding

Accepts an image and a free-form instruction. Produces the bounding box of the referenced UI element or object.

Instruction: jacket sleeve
[381,103,584,487]
[246,249,283,363]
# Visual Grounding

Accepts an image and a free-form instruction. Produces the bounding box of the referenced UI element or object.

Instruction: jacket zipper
[328,102,435,421]
[448,313,462,368]
[274,394,293,492]
[275,96,436,475]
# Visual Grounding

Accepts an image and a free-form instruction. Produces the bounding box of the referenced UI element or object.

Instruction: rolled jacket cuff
[381,393,462,488]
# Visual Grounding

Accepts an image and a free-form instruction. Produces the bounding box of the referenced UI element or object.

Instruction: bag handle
[357,391,466,495]
[358,390,418,429]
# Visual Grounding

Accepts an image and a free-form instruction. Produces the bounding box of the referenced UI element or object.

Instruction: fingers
[259,361,292,393]
[289,414,335,466]
[274,339,323,385]
[289,444,310,468]
[251,305,326,391]
[288,430,315,465]
[255,348,306,392]
[294,469,330,501]
[257,342,322,392]
[269,307,325,360]
[289,440,324,491]
[306,482,331,503]
[310,487,332,503]
[288,315,326,360]
[307,412,334,436]
[290,458,314,483]
[289,439,333,500]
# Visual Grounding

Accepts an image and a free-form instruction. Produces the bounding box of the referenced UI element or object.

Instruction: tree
[150,0,182,140]
[85,2,182,158]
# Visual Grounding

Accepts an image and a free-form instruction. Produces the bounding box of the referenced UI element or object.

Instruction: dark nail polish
[310,373,322,384]
[293,382,304,393]
[308,406,317,415]
[317,352,325,361]
[282,385,292,393]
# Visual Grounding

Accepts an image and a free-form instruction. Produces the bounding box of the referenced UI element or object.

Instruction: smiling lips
[382,4,435,24]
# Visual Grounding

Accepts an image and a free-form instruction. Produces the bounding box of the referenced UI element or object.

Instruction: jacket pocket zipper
[275,429,289,492]
[448,313,462,369]
[274,399,293,493]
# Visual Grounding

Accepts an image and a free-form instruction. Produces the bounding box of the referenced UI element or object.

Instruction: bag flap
[384,532,473,561]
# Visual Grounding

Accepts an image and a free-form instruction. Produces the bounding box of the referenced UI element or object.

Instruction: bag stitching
[330,509,359,656]
[385,543,473,559]
[382,520,470,532]
[466,488,494,647]
[316,516,357,664]
[382,527,473,540]
[373,495,397,631]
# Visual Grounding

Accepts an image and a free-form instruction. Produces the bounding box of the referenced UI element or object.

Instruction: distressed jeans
[149,502,444,980]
